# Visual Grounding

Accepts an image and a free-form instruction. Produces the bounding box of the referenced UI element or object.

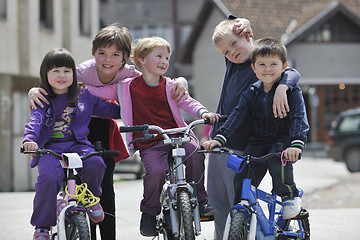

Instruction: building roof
[180,0,360,63]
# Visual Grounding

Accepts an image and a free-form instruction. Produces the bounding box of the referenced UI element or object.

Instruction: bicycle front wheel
[177,190,195,240]
[228,209,249,240]
[66,212,90,240]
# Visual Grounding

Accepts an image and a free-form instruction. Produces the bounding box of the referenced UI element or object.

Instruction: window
[0,0,6,19]
[129,24,174,50]
[304,13,360,42]
[40,0,53,29]
[79,0,91,35]
[338,115,360,132]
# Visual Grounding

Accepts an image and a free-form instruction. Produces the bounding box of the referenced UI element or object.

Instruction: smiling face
[92,44,124,84]
[47,66,74,94]
[140,46,170,79]
[251,54,288,91]
[215,32,252,64]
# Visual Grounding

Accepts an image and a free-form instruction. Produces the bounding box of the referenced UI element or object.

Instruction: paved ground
[1,155,360,239]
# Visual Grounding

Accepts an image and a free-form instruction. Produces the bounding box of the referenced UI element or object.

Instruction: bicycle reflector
[60,153,83,169]
[227,154,246,173]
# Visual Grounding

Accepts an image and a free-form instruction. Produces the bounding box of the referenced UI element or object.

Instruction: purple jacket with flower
[23,88,120,168]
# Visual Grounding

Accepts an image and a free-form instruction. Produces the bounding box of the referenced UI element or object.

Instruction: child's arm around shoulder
[84,88,121,119]
[28,88,49,110]
[172,77,189,103]
[86,84,118,101]
[116,64,141,82]
[23,100,49,145]
[273,68,301,118]
[280,67,300,90]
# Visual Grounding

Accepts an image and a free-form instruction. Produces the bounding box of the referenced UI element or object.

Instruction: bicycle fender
[233,204,252,219]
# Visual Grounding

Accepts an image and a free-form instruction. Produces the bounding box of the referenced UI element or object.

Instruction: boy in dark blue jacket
[206,17,301,239]
[204,37,309,220]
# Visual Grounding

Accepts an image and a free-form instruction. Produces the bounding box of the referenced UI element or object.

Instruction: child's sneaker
[88,202,105,223]
[282,197,301,219]
[33,228,50,240]
[140,212,157,236]
[199,201,218,217]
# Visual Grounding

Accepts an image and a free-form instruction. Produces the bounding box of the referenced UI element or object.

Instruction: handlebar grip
[203,115,228,124]
[103,150,120,158]
[218,115,228,122]
[120,125,148,132]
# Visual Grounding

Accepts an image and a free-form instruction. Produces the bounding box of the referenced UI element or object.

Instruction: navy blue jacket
[215,80,309,149]
[210,58,300,151]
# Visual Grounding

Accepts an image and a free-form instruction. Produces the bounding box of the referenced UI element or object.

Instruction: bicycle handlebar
[20,147,120,160]
[119,124,149,133]
[119,115,228,142]
[199,146,300,162]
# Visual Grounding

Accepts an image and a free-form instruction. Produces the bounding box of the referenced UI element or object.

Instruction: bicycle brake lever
[129,133,155,145]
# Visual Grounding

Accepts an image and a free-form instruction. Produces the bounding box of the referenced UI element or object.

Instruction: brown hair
[251,37,287,64]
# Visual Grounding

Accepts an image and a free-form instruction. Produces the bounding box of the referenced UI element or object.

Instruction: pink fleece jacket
[87,76,208,154]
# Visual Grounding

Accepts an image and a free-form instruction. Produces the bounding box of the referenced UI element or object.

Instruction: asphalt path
[1,155,359,239]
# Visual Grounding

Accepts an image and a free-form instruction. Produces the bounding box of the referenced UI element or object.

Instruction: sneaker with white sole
[33,228,50,240]
[282,197,301,219]
[88,202,105,223]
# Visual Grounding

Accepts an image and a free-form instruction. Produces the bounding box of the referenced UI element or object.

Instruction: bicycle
[119,117,226,240]
[199,147,310,240]
[21,141,119,240]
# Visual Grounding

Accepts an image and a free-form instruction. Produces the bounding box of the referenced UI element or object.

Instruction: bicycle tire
[277,208,310,240]
[66,212,90,240]
[228,209,248,240]
[177,190,195,240]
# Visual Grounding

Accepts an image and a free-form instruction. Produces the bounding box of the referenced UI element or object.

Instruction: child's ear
[138,57,145,65]
[245,33,251,42]
[251,63,255,71]
[282,62,288,72]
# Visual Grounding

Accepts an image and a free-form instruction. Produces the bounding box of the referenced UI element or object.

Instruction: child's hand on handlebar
[284,147,301,161]
[202,140,221,150]
[23,141,39,156]
[202,112,220,124]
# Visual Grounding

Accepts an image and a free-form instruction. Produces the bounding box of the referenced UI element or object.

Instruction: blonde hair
[131,36,172,68]
[212,19,238,45]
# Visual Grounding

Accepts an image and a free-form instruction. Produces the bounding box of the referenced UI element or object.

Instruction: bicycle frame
[21,142,119,240]
[232,178,305,240]
[56,153,91,240]
[199,148,310,240]
[120,118,226,239]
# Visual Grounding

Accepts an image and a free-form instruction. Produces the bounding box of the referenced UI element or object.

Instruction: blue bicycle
[200,147,310,240]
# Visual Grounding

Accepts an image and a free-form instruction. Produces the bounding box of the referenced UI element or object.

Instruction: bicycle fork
[166,148,201,237]
[56,170,91,240]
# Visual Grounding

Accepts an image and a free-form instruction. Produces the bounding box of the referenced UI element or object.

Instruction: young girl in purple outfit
[23,48,121,240]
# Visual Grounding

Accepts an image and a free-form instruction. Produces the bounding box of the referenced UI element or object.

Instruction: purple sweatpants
[139,134,207,216]
[30,140,106,227]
